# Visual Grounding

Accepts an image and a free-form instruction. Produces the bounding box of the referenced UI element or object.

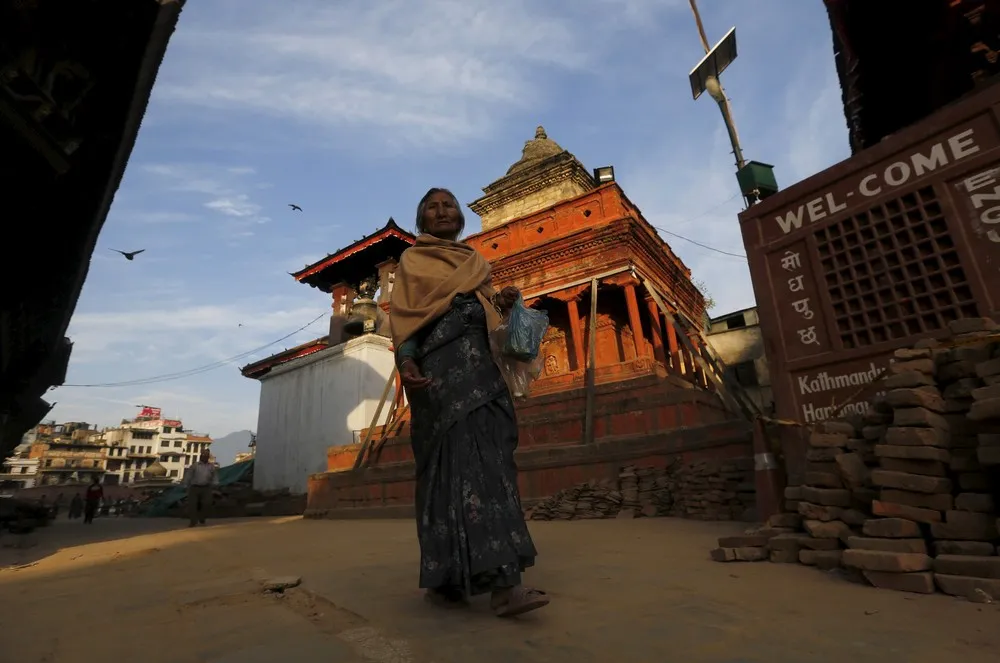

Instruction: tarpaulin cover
[140,459,254,517]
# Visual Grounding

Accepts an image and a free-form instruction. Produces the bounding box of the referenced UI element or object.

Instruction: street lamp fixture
[593,166,615,185]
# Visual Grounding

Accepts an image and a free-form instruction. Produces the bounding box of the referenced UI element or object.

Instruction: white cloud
[152,0,666,149]
[66,299,326,365]
[205,194,262,219]
[138,162,271,236]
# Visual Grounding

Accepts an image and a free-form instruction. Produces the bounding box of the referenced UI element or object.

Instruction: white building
[0,444,39,489]
[100,414,213,485]
[243,335,395,494]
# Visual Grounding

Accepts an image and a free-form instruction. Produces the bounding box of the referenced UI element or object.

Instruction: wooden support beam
[353,366,398,471]
[642,279,752,420]
[583,278,599,445]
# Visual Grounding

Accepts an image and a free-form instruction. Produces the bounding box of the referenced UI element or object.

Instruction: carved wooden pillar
[375,258,398,336]
[550,285,589,371]
[329,282,356,344]
[664,310,681,373]
[624,284,646,358]
[606,273,648,359]
[645,298,665,364]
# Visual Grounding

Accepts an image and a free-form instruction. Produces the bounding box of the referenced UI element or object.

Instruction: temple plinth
[306,127,755,518]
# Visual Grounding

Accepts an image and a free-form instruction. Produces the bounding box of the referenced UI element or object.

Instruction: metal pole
[689,0,747,172]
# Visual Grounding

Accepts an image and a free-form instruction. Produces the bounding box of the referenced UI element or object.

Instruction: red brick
[880,489,954,512]
[862,517,922,538]
[800,486,852,508]
[938,360,979,383]
[969,398,1000,422]
[799,549,842,569]
[878,457,948,477]
[874,444,950,462]
[934,574,1000,601]
[933,540,996,556]
[888,359,935,375]
[769,549,801,564]
[883,427,949,448]
[870,470,951,495]
[710,546,768,562]
[929,511,999,541]
[972,384,1000,400]
[834,452,869,489]
[884,371,934,390]
[800,536,842,551]
[862,571,935,594]
[804,519,852,541]
[846,536,927,554]
[872,500,942,524]
[892,407,949,430]
[954,493,995,513]
[933,555,1000,579]
[885,387,944,412]
[767,513,802,529]
[842,549,932,573]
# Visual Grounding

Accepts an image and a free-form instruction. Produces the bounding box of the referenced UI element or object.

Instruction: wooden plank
[353,366,398,471]
[583,278,599,444]
[642,279,752,420]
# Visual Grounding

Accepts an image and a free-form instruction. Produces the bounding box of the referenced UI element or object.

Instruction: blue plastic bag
[502,297,549,361]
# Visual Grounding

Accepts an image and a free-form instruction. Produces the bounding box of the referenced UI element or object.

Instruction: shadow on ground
[1,517,998,663]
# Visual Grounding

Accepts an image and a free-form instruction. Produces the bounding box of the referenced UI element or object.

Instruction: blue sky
[48,0,850,444]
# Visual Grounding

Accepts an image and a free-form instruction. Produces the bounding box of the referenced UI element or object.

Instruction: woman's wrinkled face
[421,191,462,239]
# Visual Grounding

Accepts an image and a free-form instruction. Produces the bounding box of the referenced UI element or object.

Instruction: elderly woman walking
[389,187,548,617]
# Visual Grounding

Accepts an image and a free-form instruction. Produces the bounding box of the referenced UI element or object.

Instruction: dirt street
[1,515,998,663]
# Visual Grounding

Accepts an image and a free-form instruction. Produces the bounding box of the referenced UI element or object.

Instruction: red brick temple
[306,127,755,518]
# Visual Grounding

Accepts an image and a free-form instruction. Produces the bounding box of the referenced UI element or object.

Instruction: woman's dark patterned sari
[405,293,537,596]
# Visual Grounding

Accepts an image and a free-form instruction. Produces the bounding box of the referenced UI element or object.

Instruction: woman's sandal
[424,587,469,608]
[491,586,549,618]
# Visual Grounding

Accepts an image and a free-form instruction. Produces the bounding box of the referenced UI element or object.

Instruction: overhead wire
[651,193,748,259]
[60,195,745,388]
[59,311,328,388]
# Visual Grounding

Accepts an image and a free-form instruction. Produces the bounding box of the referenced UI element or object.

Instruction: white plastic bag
[490,319,544,399]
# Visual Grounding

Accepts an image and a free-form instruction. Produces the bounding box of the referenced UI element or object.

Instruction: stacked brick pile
[525,479,625,520]
[526,457,754,522]
[711,318,1000,601]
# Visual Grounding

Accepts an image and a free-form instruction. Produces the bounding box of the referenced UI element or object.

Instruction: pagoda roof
[291,218,416,292]
[240,336,330,380]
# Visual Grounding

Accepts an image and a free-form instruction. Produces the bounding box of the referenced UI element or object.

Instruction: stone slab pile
[526,458,754,522]
[711,317,1000,602]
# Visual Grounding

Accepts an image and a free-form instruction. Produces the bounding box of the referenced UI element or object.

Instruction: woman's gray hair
[415,187,465,236]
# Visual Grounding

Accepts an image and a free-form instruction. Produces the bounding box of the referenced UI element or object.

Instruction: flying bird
[110,249,145,261]
[288,204,303,212]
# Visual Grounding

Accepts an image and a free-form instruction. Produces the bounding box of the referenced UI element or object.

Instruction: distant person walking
[83,477,103,524]
[185,450,218,527]
[69,493,83,519]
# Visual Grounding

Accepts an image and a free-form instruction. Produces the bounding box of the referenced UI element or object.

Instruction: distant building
[4,410,215,488]
[30,421,107,487]
[100,409,213,484]
[0,444,40,489]
[705,307,774,415]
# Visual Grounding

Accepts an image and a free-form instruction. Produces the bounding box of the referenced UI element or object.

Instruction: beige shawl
[389,234,501,348]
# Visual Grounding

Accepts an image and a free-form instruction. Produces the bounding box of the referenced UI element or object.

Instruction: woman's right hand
[400,359,431,389]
